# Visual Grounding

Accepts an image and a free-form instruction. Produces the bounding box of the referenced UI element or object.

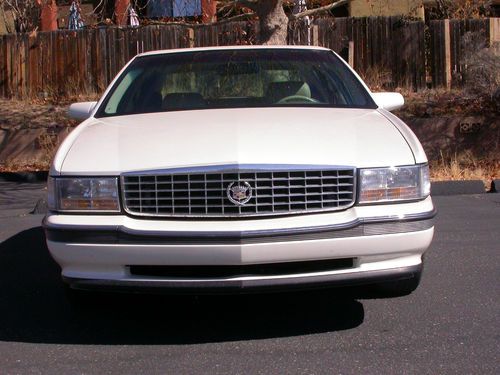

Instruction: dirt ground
[0,98,78,131]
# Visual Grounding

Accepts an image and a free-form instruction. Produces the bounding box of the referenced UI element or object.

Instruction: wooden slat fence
[429,18,492,88]
[289,17,426,89]
[0,25,192,98]
[0,17,497,99]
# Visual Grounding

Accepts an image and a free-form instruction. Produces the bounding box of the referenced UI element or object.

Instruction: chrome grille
[121,166,355,217]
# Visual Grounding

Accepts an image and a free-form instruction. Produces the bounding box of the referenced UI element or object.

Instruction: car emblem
[227,181,253,206]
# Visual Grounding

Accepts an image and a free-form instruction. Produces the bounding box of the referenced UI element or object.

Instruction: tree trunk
[201,0,217,23]
[256,0,289,45]
[38,0,58,31]
[115,0,130,26]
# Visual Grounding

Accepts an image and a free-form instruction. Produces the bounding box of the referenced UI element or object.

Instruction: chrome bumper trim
[43,209,436,245]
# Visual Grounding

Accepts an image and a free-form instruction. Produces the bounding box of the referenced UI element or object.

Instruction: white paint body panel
[58,108,415,175]
[48,231,431,281]
[378,109,428,164]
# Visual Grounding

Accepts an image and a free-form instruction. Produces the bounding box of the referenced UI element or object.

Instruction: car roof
[137,45,332,58]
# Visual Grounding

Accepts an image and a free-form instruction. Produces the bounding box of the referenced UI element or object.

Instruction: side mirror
[372,92,404,112]
[68,101,97,121]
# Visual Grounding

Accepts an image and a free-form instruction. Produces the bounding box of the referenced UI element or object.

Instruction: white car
[44,46,435,296]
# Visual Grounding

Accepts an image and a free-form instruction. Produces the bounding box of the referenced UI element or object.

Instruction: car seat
[162,93,207,111]
[266,81,312,103]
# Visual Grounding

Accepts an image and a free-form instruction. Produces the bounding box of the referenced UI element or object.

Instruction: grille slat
[122,167,355,217]
[125,186,351,194]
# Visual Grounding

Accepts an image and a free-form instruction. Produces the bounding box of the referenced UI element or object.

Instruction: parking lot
[0,181,498,374]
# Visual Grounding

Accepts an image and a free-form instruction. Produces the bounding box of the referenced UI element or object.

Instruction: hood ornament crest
[227,181,253,206]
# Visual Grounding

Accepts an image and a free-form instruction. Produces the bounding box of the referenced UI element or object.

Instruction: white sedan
[44,46,435,296]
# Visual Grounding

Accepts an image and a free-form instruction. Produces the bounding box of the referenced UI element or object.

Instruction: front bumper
[62,264,423,294]
[44,197,435,293]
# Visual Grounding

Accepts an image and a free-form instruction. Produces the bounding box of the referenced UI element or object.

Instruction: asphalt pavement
[0,182,498,374]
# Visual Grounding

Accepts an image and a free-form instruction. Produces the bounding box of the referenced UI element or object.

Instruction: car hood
[59,107,415,175]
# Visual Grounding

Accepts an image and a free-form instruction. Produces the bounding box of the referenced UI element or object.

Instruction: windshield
[96,49,376,117]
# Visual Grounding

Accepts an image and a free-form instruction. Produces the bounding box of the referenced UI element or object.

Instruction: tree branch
[146,13,255,28]
[219,0,259,13]
[290,0,350,20]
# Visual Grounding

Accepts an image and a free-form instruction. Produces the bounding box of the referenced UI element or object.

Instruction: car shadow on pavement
[0,227,365,345]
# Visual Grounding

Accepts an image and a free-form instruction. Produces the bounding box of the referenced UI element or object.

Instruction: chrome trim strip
[121,164,355,176]
[120,208,437,238]
[46,219,434,245]
[362,208,437,224]
[43,208,436,244]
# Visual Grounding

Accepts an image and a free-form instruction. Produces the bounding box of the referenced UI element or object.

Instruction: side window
[104,68,143,115]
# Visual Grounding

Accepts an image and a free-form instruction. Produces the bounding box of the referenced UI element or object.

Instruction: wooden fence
[290,17,426,89]
[0,17,498,98]
[429,18,497,88]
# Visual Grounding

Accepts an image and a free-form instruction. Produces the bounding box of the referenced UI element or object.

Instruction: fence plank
[0,36,4,97]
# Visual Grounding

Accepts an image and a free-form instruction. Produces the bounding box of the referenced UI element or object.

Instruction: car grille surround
[121,166,356,218]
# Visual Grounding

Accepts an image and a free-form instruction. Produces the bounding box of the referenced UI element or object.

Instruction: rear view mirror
[372,92,404,112]
[217,62,261,75]
[68,101,97,121]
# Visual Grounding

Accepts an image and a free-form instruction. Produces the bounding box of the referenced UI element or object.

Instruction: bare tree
[432,0,491,19]
[221,0,349,44]
[0,0,43,32]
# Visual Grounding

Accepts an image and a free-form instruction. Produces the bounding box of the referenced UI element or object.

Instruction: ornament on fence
[293,0,311,45]
[68,0,84,30]
[293,0,308,14]
[129,7,140,28]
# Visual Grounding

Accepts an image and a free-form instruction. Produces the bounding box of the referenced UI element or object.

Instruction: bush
[461,31,500,101]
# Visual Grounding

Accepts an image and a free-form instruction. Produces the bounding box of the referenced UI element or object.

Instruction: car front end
[44,46,435,295]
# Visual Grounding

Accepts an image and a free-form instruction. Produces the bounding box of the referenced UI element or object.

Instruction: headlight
[359,164,430,204]
[47,177,120,212]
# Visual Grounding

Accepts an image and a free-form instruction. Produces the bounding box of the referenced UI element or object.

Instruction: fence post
[188,28,195,48]
[490,17,500,53]
[444,19,452,90]
[312,24,319,46]
[348,40,354,68]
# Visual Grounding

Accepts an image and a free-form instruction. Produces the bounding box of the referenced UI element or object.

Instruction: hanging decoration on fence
[293,0,311,45]
[68,0,84,30]
[293,0,307,14]
[129,7,140,28]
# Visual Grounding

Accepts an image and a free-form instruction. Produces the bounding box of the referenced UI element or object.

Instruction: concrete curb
[490,180,499,193]
[431,180,487,196]
[0,171,48,182]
